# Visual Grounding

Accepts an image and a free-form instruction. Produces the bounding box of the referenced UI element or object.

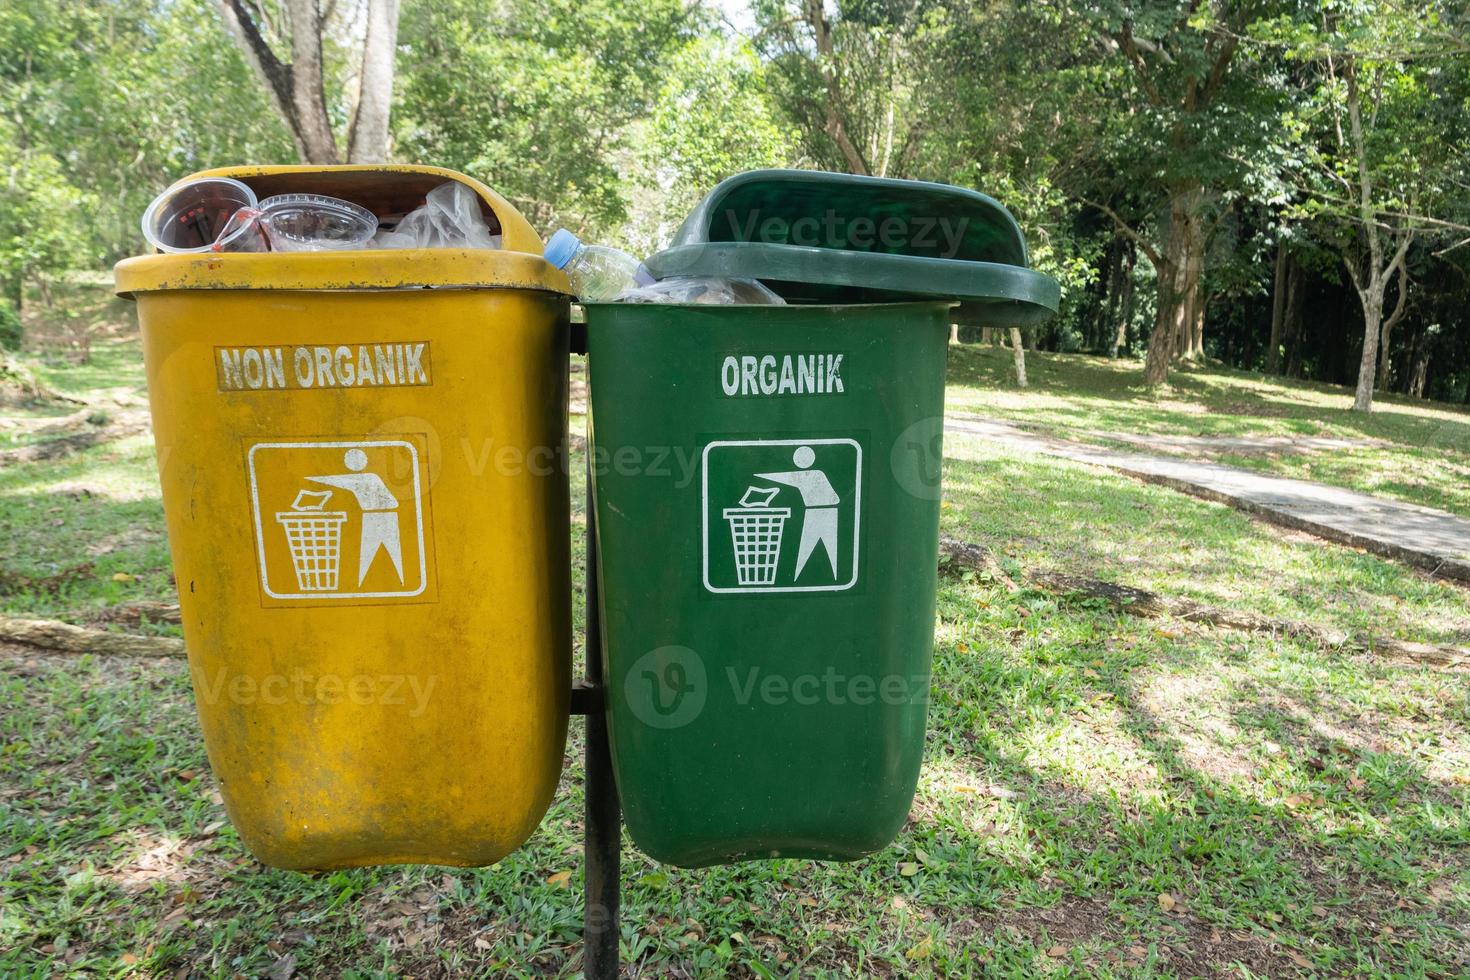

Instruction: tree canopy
[3,0,1468,409]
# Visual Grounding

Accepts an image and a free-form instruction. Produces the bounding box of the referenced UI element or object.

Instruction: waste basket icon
[275,490,347,592]
[722,486,789,586]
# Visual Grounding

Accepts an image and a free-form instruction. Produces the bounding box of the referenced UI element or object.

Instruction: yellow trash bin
[114,165,572,870]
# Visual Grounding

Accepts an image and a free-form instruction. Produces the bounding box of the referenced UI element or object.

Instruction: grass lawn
[1,296,1468,976]
[946,345,1470,519]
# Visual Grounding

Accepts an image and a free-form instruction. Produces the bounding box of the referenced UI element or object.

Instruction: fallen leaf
[899,862,920,877]
[546,871,572,889]
[111,572,134,582]
[1158,892,1177,912]
[1287,950,1311,968]
[1046,945,1067,958]
[906,937,934,960]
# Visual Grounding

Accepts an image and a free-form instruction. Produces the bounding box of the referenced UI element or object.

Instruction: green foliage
[622,34,798,252]
[396,0,696,237]
[0,303,21,351]
[0,125,93,308]
[0,0,291,268]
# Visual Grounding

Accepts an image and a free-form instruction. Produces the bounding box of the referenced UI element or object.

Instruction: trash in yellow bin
[115,165,573,870]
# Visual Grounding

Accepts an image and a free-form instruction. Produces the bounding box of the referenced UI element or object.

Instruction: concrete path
[1072,429,1385,457]
[945,414,1470,583]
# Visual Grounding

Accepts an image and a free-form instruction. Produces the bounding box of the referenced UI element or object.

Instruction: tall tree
[217,0,400,163]
[1074,1,1289,387]
[347,0,401,164]
[754,0,946,179]
[1270,0,1468,411]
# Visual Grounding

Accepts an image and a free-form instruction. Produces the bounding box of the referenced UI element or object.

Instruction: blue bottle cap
[543,228,582,268]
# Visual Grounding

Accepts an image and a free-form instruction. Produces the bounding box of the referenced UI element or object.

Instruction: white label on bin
[701,438,861,594]
[246,439,432,603]
[217,343,431,392]
[719,354,844,397]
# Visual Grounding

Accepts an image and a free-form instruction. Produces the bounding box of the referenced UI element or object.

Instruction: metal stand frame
[568,325,621,979]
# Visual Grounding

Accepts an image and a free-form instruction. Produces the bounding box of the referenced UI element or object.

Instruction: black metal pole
[582,466,620,979]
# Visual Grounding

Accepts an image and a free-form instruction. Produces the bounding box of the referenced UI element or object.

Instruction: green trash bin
[587,170,1057,867]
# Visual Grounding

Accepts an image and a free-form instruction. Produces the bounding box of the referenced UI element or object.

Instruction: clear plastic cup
[258,194,378,252]
[141,177,259,253]
[210,207,270,252]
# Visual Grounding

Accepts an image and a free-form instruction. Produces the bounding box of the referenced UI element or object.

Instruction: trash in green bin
[587,170,1057,867]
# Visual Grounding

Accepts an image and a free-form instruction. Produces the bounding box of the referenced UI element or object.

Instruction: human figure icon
[756,445,840,579]
[307,448,404,586]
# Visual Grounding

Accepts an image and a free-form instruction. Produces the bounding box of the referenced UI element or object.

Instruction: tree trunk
[346,0,400,164]
[1143,189,1202,387]
[1350,278,1384,412]
[1267,241,1287,373]
[1110,246,1135,359]
[1376,260,1409,391]
[1009,328,1027,387]
[1341,60,1412,414]
[1283,259,1304,377]
[1407,326,1431,398]
[803,0,868,175]
[285,0,338,163]
[1186,286,1205,360]
[217,0,340,163]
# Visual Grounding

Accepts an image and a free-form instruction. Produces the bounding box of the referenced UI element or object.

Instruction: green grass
[0,432,175,624]
[2,491,1467,976]
[1,299,1468,975]
[945,345,1470,518]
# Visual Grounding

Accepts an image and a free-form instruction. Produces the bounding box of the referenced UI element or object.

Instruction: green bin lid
[645,169,1059,325]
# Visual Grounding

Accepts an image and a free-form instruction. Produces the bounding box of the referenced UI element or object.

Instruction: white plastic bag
[373,182,502,249]
[616,276,786,305]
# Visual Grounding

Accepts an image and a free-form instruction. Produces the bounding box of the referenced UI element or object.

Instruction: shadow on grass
[914,585,1470,976]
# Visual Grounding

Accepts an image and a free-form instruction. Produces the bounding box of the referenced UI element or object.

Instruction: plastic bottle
[543,229,654,301]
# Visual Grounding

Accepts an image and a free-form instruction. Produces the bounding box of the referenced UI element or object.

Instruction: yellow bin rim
[115,164,570,297]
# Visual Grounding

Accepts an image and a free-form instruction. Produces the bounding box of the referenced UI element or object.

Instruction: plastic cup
[210,207,270,253]
[142,177,259,253]
[259,194,378,252]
